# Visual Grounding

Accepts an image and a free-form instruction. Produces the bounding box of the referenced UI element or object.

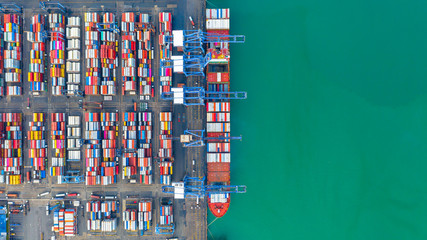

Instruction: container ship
[205,8,232,218]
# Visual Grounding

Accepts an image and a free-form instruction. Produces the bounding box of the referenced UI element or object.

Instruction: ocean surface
[207,0,427,239]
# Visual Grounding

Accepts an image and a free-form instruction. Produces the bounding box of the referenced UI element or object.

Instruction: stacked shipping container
[121,112,152,184]
[0,16,4,97]
[4,14,22,96]
[139,200,152,233]
[100,112,118,185]
[0,113,22,184]
[84,13,100,95]
[67,115,81,171]
[28,113,47,180]
[27,14,46,93]
[100,13,117,96]
[159,203,173,226]
[49,14,66,96]
[50,113,66,182]
[66,16,81,94]
[122,112,136,181]
[86,200,118,232]
[159,112,172,185]
[137,14,154,99]
[158,12,172,96]
[137,112,152,184]
[53,208,77,236]
[121,12,137,94]
[85,112,101,185]
[123,200,152,233]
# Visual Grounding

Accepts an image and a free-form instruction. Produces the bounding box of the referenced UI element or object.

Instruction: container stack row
[50,113,66,183]
[159,203,173,226]
[123,200,152,233]
[86,200,118,232]
[0,16,4,97]
[100,112,118,185]
[158,12,172,96]
[121,112,152,184]
[4,14,22,96]
[27,14,46,93]
[137,112,152,184]
[159,112,172,185]
[206,102,231,183]
[0,113,22,184]
[53,208,77,236]
[84,12,100,95]
[85,112,101,185]
[28,113,47,181]
[100,13,118,96]
[137,14,154,99]
[122,112,137,181]
[67,115,82,173]
[121,12,137,95]
[138,200,152,233]
[66,16,81,94]
[49,14,66,96]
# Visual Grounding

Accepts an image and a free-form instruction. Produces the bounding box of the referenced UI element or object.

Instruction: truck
[38,191,50,197]
[6,193,18,199]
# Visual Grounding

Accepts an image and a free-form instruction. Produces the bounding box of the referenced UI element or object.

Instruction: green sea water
[207,0,427,239]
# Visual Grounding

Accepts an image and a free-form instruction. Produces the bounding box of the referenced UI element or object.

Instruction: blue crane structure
[96,22,120,34]
[49,204,61,211]
[177,129,241,147]
[162,29,244,76]
[116,148,136,157]
[161,86,247,106]
[155,198,175,235]
[39,1,66,13]
[0,4,22,13]
[61,89,84,97]
[162,176,246,199]
[155,225,175,235]
[61,175,84,184]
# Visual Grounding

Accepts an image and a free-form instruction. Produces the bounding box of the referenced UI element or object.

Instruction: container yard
[159,112,173,185]
[50,113,66,183]
[4,14,22,96]
[158,12,172,96]
[123,198,152,236]
[66,16,82,95]
[27,113,47,182]
[0,1,242,240]
[122,112,153,184]
[27,14,46,94]
[100,13,118,97]
[86,198,118,233]
[49,13,67,96]
[85,12,101,95]
[53,207,78,236]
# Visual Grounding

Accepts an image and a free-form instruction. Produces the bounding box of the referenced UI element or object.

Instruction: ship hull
[208,197,230,218]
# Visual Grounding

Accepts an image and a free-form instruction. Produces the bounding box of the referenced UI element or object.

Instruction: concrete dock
[0,0,208,239]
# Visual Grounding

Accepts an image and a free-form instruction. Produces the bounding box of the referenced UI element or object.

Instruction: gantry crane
[96,22,120,34]
[39,1,66,13]
[162,176,246,199]
[161,87,246,106]
[61,89,84,97]
[0,3,22,13]
[171,129,241,147]
[164,29,245,76]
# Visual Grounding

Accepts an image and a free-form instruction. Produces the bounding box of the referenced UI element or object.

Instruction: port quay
[0,0,247,239]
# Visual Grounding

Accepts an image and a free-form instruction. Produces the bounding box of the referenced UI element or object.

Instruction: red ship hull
[208,196,230,218]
